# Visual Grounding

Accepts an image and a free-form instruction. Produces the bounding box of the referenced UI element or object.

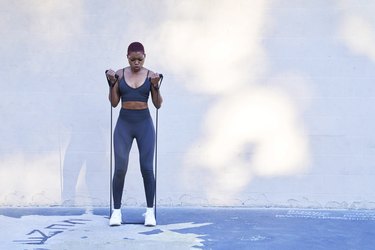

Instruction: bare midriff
[122,101,148,110]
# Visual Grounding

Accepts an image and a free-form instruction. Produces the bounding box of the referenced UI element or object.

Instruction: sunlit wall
[0,0,374,209]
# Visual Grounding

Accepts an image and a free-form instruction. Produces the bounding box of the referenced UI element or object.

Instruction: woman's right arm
[106,69,121,107]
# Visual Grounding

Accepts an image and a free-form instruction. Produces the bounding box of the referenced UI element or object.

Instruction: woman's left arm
[150,72,163,109]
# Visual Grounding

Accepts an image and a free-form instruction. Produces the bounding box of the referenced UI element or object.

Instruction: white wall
[1,0,374,209]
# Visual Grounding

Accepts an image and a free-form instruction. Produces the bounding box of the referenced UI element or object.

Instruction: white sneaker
[144,207,156,226]
[109,209,122,226]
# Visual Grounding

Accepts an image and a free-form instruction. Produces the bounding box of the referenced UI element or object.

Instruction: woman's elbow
[109,98,119,108]
[155,99,163,109]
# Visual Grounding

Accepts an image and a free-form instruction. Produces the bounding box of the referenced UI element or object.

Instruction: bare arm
[108,82,121,107]
[151,85,163,109]
[106,69,122,107]
[149,71,163,109]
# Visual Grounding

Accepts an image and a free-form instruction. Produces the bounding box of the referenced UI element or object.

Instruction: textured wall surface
[0,0,374,208]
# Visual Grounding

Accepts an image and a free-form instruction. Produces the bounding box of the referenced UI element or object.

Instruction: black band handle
[105,70,119,79]
[148,74,163,82]
[149,74,164,90]
[105,70,119,87]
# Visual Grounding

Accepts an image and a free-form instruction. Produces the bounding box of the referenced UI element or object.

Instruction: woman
[105,42,163,227]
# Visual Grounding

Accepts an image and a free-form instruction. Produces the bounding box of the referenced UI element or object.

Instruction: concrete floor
[1,207,374,249]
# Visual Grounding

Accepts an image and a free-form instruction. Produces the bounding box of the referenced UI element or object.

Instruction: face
[127,51,145,72]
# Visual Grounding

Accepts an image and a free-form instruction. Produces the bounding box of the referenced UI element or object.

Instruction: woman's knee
[141,168,154,178]
[114,168,127,178]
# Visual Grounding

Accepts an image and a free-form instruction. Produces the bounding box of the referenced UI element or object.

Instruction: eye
[129,57,144,62]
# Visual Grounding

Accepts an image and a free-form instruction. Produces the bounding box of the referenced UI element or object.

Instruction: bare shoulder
[116,68,125,78]
[144,67,154,75]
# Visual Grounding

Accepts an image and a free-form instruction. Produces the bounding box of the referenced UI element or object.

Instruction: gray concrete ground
[1,207,375,249]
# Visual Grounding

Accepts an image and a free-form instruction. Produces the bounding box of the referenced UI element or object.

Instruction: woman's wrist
[109,79,118,87]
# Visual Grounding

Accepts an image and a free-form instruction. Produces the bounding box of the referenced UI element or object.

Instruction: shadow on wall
[0,0,110,206]
[0,0,315,206]
[184,83,311,203]
[60,94,109,207]
[148,0,312,204]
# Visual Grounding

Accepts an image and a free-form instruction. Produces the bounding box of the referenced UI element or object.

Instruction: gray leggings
[113,108,155,209]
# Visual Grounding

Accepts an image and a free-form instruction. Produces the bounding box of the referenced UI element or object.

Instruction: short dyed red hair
[127,42,145,55]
